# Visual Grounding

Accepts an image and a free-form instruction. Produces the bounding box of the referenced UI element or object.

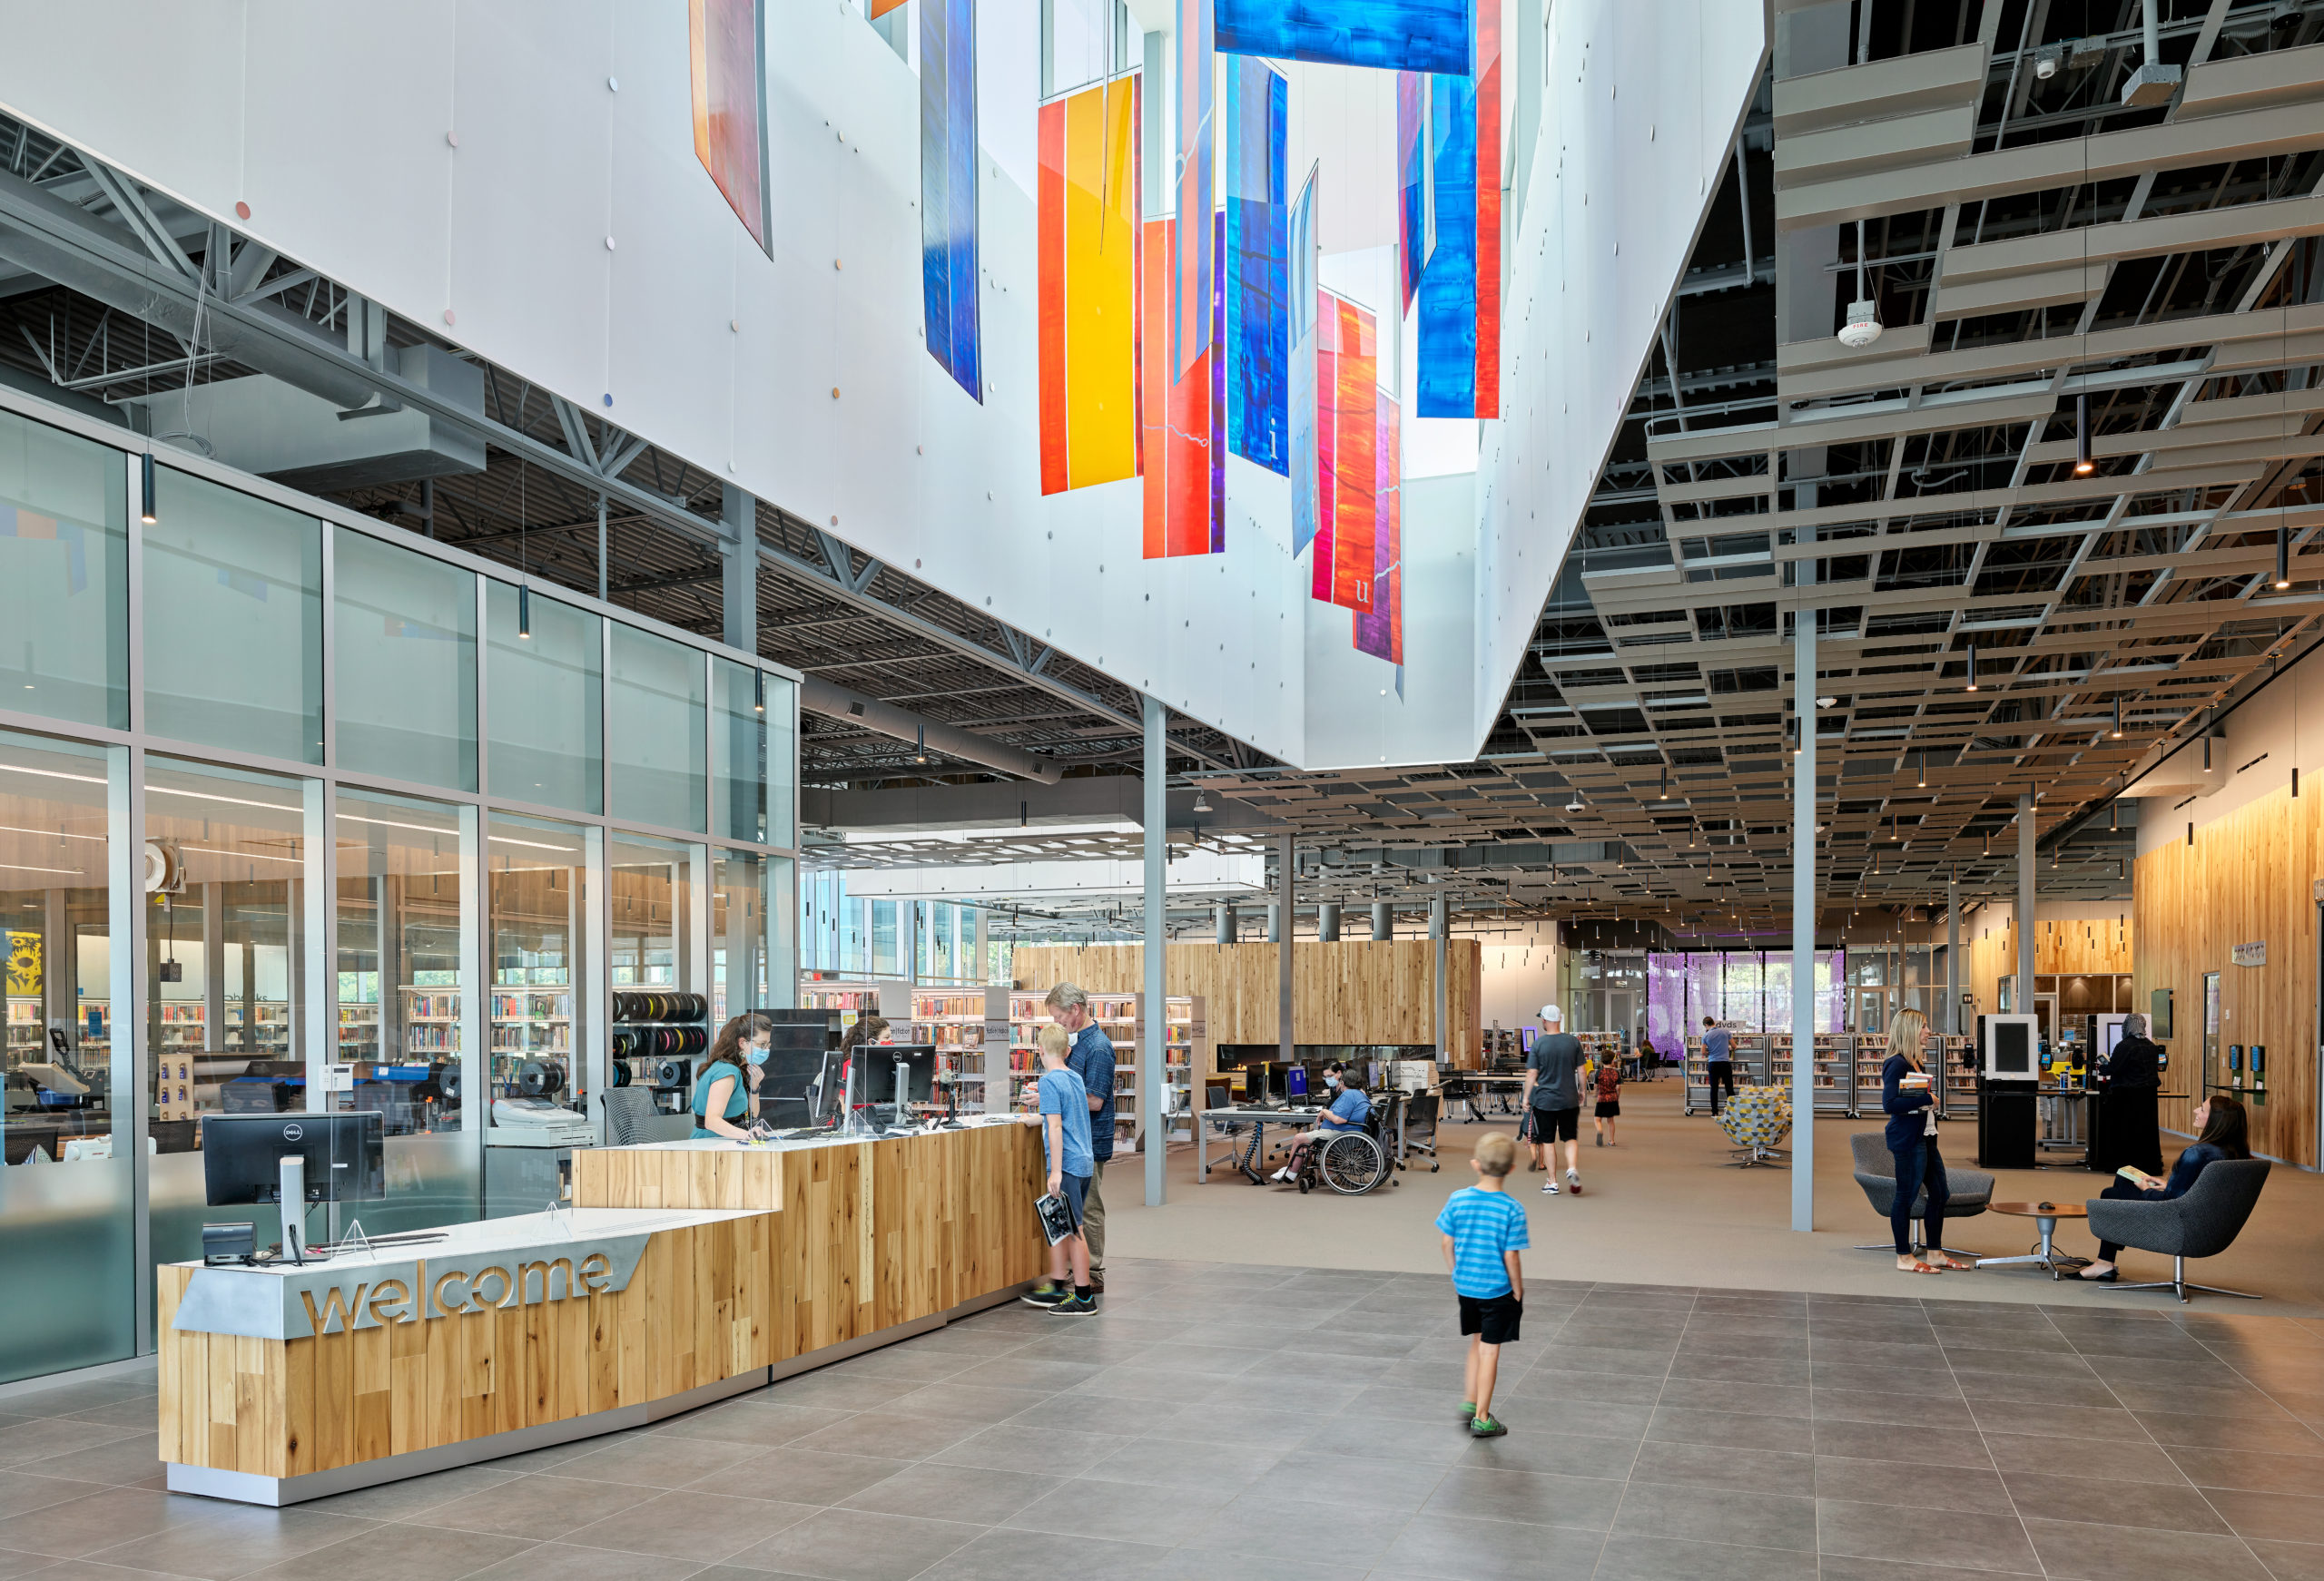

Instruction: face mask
[1325,1075,1340,1089]
[743,1045,768,1065]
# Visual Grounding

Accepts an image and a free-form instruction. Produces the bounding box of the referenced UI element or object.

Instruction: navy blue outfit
[2095,1141,2230,1261]
[1881,1053,1948,1257]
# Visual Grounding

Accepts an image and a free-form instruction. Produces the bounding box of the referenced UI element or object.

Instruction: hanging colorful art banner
[1286,168,1320,557]
[1396,73,1426,312]
[921,0,982,401]
[1140,215,1224,558]
[687,0,769,252]
[868,0,906,15]
[1174,0,1215,383]
[1215,0,1472,75]
[1037,74,1141,496]
[1311,289,1376,613]
[1226,56,1288,476]
[1354,390,1403,663]
[1408,1,1499,418]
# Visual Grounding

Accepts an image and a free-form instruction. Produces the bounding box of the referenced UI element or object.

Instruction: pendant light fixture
[2276,519,2291,589]
[517,584,532,639]
[753,669,765,712]
[1965,641,1979,692]
[139,452,158,525]
[1916,749,1925,789]
[2110,697,2122,739]
[2073,393,2094,476]
[1658,762,1669,800]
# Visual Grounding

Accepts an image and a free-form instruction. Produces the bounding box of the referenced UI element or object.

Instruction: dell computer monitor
[202,1112,385,1206]
[1285,1064,1309,1102]
[856,1045,938,1107]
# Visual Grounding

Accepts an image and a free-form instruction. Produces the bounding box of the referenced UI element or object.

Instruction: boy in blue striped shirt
[1434,1132,1529,1438]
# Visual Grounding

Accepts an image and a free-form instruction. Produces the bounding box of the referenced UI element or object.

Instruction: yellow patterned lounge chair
[1718,1084,1790,1167]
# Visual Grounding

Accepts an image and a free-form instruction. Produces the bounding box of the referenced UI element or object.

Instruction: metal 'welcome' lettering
[172,1234,654,1340]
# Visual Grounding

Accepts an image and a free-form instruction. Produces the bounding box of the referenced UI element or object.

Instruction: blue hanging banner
[1215,0,1472,76]
[1226,56,1288,476]
[921,0,981,401]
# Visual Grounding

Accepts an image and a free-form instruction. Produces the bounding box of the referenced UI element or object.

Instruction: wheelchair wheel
[1318,1132,1385,1195]
[1297,1173,1311,1194]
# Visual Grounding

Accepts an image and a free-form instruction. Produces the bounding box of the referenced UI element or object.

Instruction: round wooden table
[1979,1200,2092,1278]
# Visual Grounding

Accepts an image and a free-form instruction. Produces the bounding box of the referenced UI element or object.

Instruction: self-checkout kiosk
[1975,1013,2040,1169]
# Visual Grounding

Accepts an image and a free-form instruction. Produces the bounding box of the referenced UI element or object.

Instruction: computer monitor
[1980,1016,2036,1078]
[1285,1064,1309,1102]
[756,1047,829,1118]
[201,1112,385,1206]
[856,1045,937,1107]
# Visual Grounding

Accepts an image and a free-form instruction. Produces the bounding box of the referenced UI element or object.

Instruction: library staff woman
[691,1013,776,1140]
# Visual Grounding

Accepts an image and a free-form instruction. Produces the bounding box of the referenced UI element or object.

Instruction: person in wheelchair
[1271,1063,1370,1183]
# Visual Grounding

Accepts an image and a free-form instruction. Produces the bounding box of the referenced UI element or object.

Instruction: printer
[487,1098,597,1147]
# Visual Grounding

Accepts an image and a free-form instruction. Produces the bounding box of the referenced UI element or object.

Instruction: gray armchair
[1851,1130,1994,1257]
[2087,1157,2270,1302]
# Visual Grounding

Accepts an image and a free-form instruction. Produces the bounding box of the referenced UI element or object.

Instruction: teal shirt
[691,1059,749,1138]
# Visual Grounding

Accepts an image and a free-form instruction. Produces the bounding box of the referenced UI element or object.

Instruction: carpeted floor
[5,1260,2324,1580]
[1102,1081,2324,1314]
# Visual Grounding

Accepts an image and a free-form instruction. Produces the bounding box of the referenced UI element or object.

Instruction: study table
[158,1117,1044,1507]
[1197,1105,1324,1183]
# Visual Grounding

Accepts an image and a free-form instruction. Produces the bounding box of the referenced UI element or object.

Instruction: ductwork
[0,163,380,410]
[800,677,1060,783]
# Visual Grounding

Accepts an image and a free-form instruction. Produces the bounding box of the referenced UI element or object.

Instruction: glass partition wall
[0,398,799,1386]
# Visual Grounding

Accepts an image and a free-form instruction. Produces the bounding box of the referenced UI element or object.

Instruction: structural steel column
[2017,792,2036,1023]
[1142,693,1167,1207]
[1431,894,1449,1061]
[1945,873,1961,1037]
[721,484,756,652]
[1317,901,1340,941]
[1791,606,1817,1232]
[1277,830,1294,1066]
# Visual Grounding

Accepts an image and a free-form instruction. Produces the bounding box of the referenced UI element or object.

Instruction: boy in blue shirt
[1025,1025,1099,1316]
[1434,1132,1529,1438]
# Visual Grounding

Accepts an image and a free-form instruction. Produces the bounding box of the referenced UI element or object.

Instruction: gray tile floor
[5,1262,2324,1578]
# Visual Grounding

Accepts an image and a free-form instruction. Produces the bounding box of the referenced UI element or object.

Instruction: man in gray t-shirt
[1522,1006,1586,1195]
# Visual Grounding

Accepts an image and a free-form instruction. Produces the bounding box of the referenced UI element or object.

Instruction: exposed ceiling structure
[0,110,1270,795]
[1186,0,2324,929]
[11,5,2324,943]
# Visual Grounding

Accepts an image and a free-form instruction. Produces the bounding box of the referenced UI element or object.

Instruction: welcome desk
[157,1117,1044,1506]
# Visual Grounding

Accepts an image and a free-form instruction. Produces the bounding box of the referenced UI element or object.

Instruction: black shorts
[1595,1100,1620,1118]
[1459,1292,1523,1346]
[1531,1105,1580,1142]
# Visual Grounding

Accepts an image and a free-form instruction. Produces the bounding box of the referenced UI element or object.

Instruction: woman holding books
[1882,1007,1970,1275]
[2078,1093,2250,1282]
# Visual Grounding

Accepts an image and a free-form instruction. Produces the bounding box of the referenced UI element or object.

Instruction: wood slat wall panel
[2135,782,2316,1166]
[1009,940,1482,1062]
[1964,914,2136,1016]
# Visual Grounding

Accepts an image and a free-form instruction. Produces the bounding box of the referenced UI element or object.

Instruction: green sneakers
[1470,1413,1508,1439]
[1020,1280,1068,1308]
[1458,1400,1477,1423]
[1049,1292,1099,1316]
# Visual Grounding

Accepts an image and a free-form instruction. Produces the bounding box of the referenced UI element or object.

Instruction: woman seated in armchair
[2078,1093,2250,1283]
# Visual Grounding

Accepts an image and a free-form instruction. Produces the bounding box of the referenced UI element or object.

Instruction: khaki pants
[1082,1159,1106,1273]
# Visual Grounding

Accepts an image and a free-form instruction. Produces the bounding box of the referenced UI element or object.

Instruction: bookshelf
[490,987,572,1103]
[5,998,43,1062]
[1005,991,1206,1154]
[910,987,1010,1115]
[220,1003,291,1056]
[402,988,462,1057]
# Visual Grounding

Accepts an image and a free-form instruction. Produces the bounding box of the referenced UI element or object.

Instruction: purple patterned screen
[1645,951,1843,1057]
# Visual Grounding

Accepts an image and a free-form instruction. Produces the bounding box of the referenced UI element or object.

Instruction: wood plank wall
[2135,785,2315,1165]
[1008,940,1482,1064]
[159,1124,1046,1479]
[1961,913,2135,1017]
